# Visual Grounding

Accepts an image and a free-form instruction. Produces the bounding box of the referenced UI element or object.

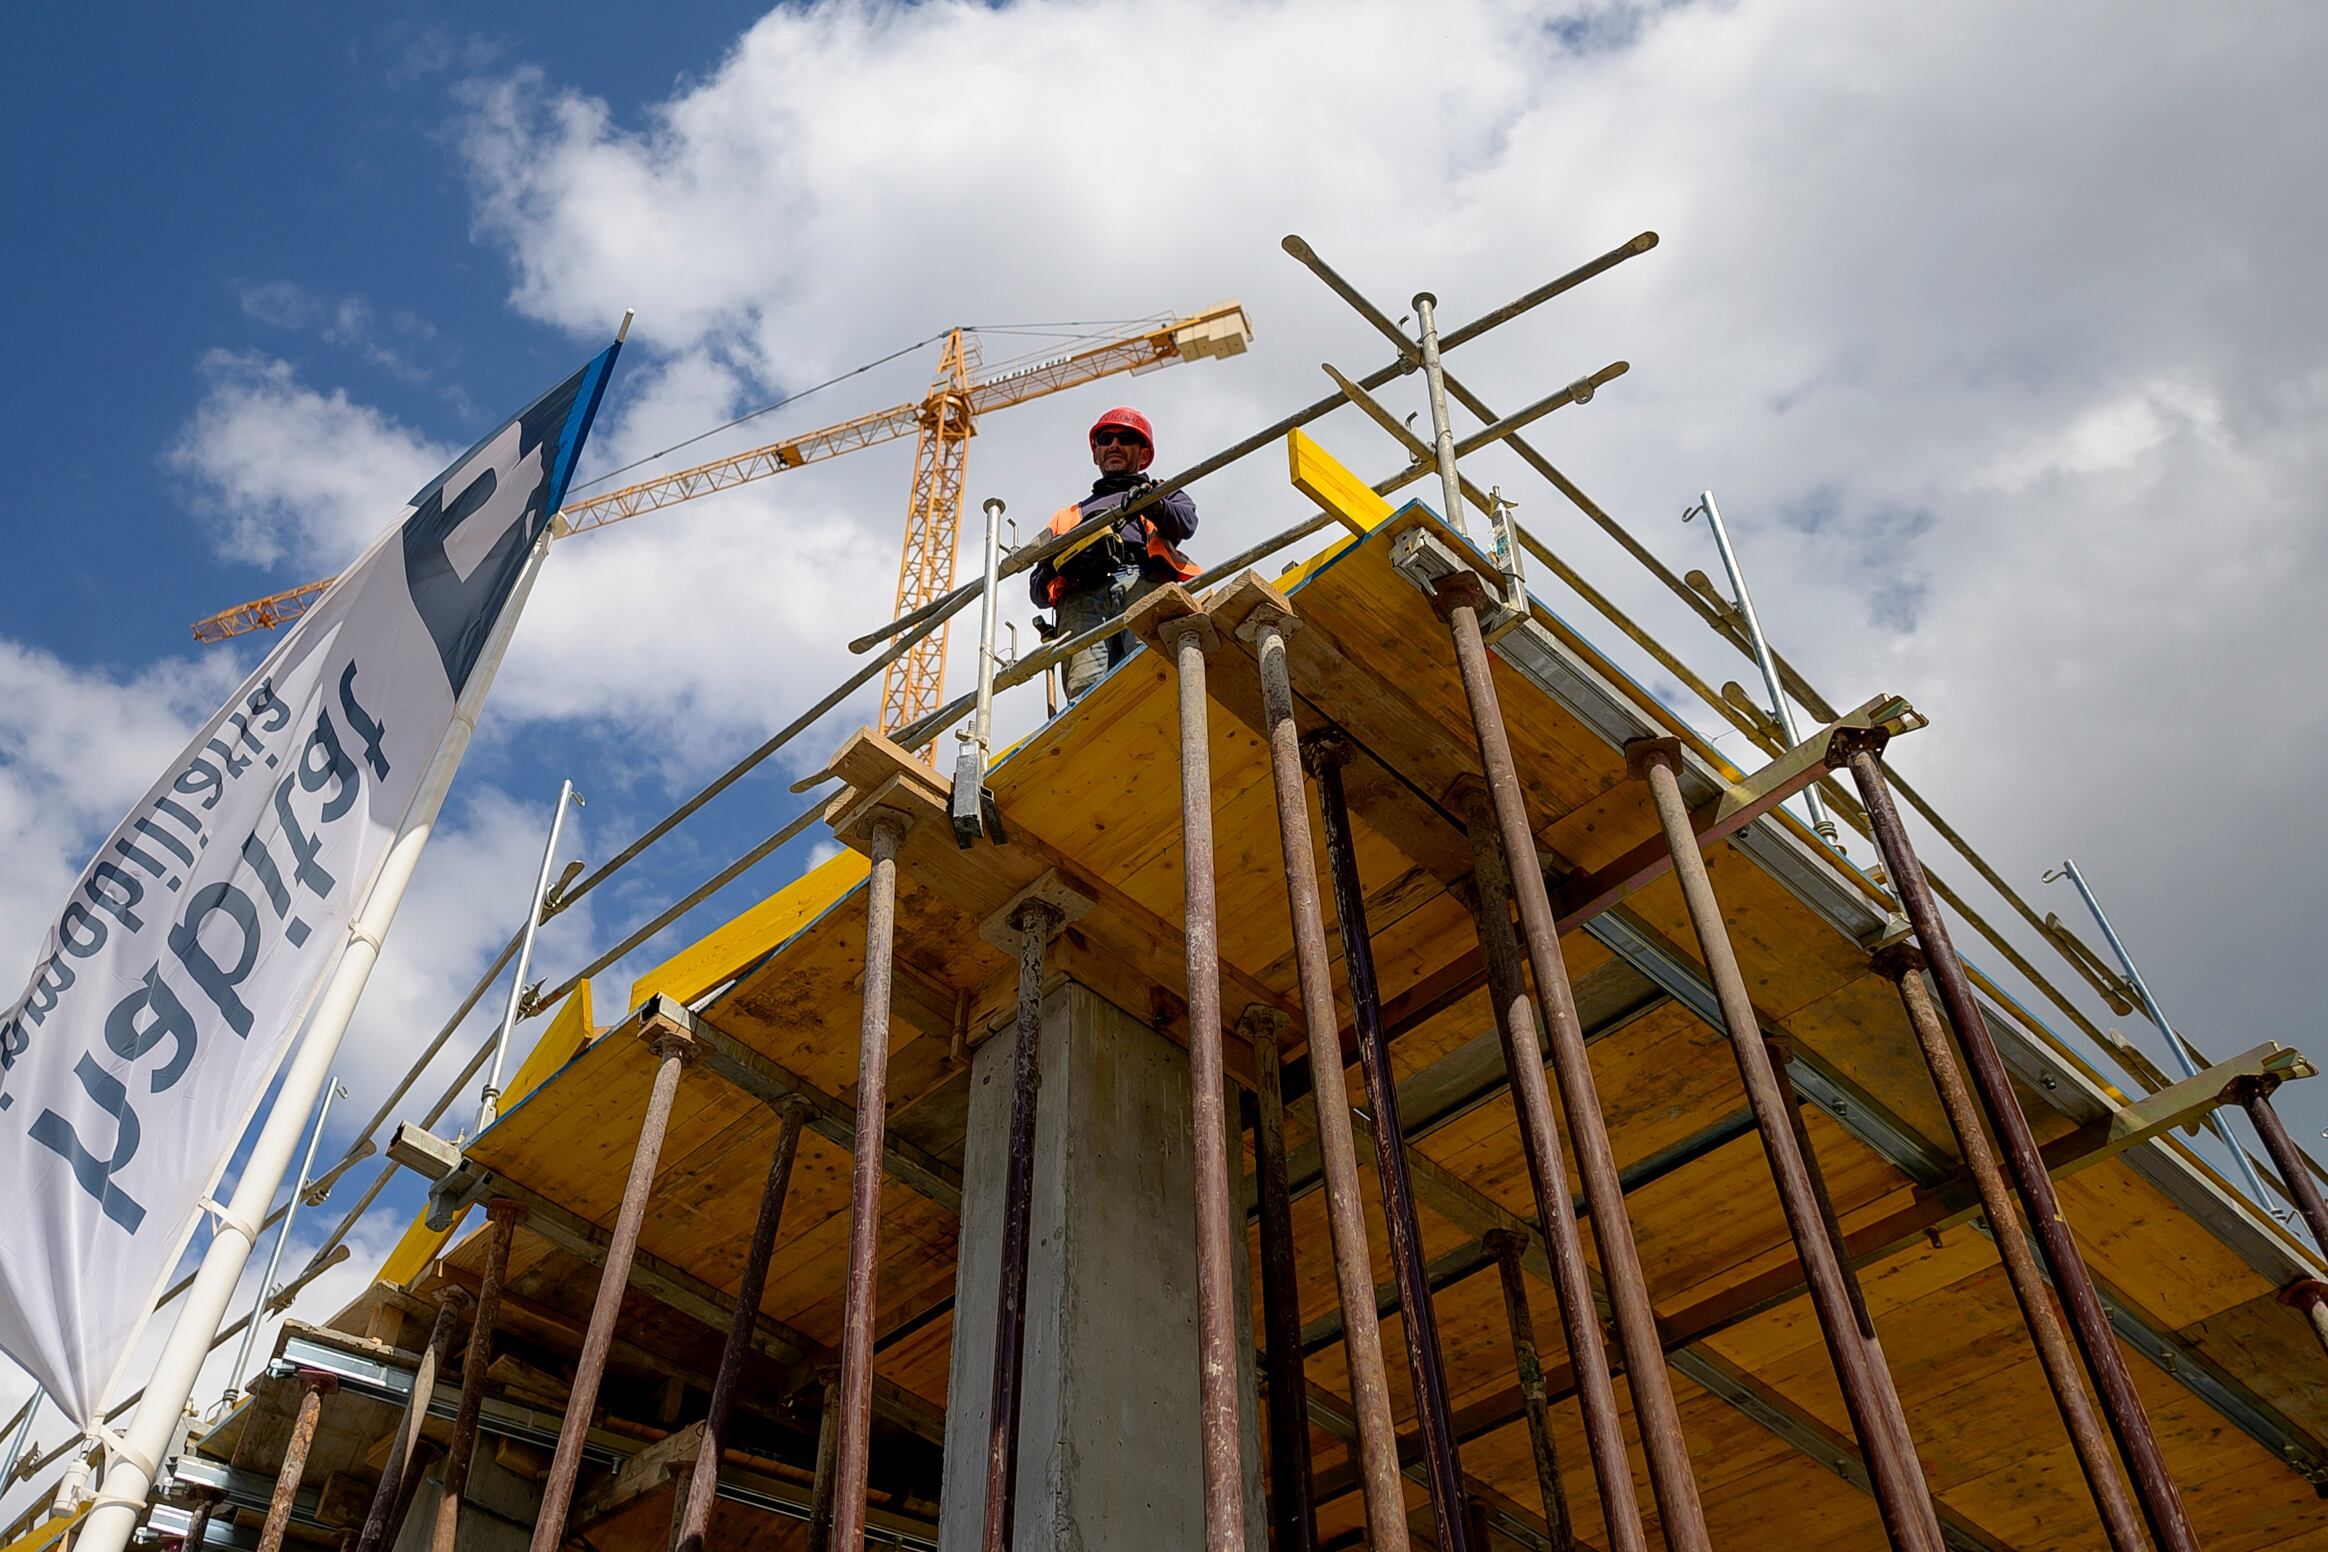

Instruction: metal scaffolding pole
[1306,730,1470,1552]
[226,1077,347,1408]
[1430,571,1711,1552]
[2047,857,2276,1214]
[1247,1006,1319,1552]
[480,779,581,1132]
[434,1202,517,1552]
[353,1288,467,1552]
[1633,739,1941,1552]
[1846,743,2199,1552]
[1455,777,1645,1552]
[1680,491,1839,848]
[1247,610,1412,1552]
[831,813,908,1552]
[1161,610,1255,1552]
[1872,945,2147,1552]
[530,1023,697,1552]
[255,1372,333,1552]
[675,1095,811,1552]
[1480,1229,1576,1552]
[979,901,1062,1552]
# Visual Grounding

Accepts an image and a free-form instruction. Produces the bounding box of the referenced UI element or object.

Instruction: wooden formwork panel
[395,513,2326,1551]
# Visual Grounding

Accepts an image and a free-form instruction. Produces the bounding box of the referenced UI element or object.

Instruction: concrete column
[940,979,1263,1550]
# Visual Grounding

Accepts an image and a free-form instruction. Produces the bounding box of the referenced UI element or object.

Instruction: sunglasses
[1091,430,1149,448]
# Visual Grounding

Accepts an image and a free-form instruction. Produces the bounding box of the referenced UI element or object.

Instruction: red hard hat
[1089,406,1155,470]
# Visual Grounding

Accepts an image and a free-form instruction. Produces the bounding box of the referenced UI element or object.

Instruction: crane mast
[187,303,1254,739]
[883,330,978,738]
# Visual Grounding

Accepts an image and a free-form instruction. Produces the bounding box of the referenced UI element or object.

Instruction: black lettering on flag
[104,966,196,1093]
[246,677,291,734]
[339,664,390,780]
[86,862,147,932]
[167,882,262,1038]
[30,1055,146,1233]
[299,709,360,823]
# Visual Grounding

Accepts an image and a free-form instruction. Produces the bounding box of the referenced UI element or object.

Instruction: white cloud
[169,352,455,569]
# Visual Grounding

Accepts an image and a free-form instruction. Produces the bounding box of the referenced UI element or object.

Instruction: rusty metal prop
[2232,1075,2328,1259]
[256,1371,334,1552]
[675,1095,812,1552]
[1634,740,1942,1552]
[1162,612,1254,1552]
[805,1375,842,1552]
[1249,1006,1320,1552]
[181,1492,217,1550]
[831,813,909,1552]
[1431,571,1711,1552]
[1873,946,2147,1552]
[1306,729,1470,1552]
[980,900,1063,1552]
[1843,741,2199,1552]
[1458,779,1648,1552]
[529,1026,698,1552]
[1481,1230,1576,1551]
[1250,617,1412,1552]
[353,1287,467,1552]
[436,1201,519,1552]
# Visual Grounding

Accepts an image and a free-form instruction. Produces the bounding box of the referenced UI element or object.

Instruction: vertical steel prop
[1842,740,2200,1552]
[1429,571,1711,1552]
[1762,1031,1935,1540]
[181,1493,217,1551]
[2232,1075,2328,1257]
[1248,612,1413,1552]
[805,1375,842,1552]
[353,1288,468,1552]
[1457,779,1648,1552]
[1632,739,1942,1552]
[1247,1005,1320,1552]
[980,899,1063,1552]
[1872,946,2147,1552]
[436,1200,519,1552]
[530,1024,698,1552]
[256,1372,334,1552]
[1304,729,1470,1552]
[675,1095,811,1552]
[1480,1230,1576,1552]
[1160,610,1255,1552]
[832,812,909,1552]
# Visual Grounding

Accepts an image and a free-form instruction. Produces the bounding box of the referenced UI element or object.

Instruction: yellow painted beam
[0,1507,85,1552]
[628,849,868,1009]
[1288,427,1394,536]
[377,983,597,1288]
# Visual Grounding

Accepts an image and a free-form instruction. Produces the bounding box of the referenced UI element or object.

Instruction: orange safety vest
[1039,496,1198,606]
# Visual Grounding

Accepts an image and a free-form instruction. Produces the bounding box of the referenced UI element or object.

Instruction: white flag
[0,345,618,1426]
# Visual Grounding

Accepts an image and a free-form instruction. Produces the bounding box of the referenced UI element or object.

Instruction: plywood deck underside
[425,510,2328,1552]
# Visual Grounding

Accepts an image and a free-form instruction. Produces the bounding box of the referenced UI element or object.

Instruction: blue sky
[4,9,760,664]
[3,0,2325,1502]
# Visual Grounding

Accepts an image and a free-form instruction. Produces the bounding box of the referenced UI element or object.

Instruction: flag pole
[73,528,555,1552]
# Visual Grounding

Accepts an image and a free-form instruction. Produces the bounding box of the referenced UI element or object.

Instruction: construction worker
[1029,407,1200,700]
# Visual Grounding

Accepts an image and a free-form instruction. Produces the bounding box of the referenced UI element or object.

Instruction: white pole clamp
[200,1197,259,1245]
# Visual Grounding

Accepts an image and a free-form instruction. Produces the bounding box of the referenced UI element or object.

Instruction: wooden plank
[1288,427,1395,535]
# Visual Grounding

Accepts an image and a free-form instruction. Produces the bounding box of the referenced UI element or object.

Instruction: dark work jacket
[1028,471,1199,607]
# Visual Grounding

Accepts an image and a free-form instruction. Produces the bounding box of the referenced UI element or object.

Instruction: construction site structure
[188,303,1255,741]
[19,230,2328,1552]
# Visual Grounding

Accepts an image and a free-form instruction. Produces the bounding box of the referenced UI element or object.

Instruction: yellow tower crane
[191,302,1254,736]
